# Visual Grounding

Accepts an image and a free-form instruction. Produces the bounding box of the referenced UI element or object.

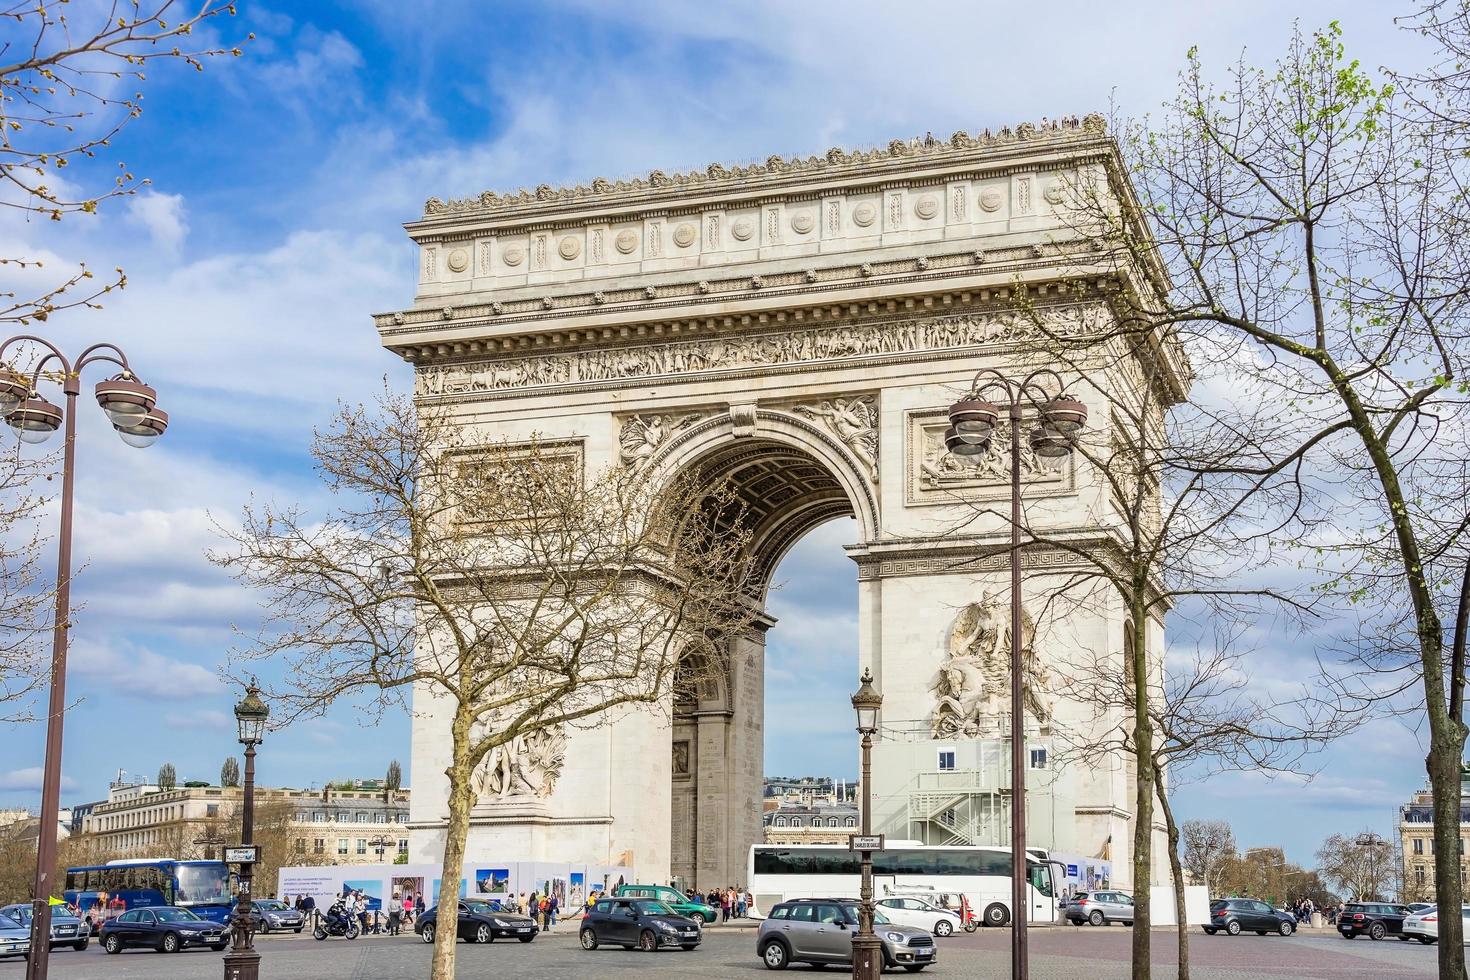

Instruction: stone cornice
[415,116,1107,226]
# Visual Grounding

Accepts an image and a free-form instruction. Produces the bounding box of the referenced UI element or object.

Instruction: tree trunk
[430,711,477,980]
[1129,610,1154,980]
[1426,705,1467,980]
[1156,784,1189,980]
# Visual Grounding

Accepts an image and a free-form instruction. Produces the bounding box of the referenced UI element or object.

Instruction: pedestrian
[721,887,732,922]
[549,893,559,928]
[744,887,754,918]
[539,895,551,931]
[387,892,402,936]
[736,886,746,918]
[354,891,369,934]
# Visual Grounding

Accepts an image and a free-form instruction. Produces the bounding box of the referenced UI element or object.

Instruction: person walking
[736,886,747,918]
[387,892,402,936]
[721,887,731,923]
[549,893,559,929]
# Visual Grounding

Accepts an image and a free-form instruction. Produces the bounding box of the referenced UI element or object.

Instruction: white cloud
[0,767,77,792]
[162,709,231,732]
[126,191,188,254]
[68,637,220,700]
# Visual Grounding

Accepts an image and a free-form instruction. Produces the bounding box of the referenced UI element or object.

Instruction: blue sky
[0,0,1444,867]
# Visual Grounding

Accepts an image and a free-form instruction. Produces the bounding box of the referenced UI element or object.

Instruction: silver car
[1065,890,1135,926]
[757,898,937,971]
[0,903,87,951]
[0,912,30,960]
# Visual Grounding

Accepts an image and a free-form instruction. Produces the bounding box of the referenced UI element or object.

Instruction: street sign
[224,845,258,865]
[848,834,884,851]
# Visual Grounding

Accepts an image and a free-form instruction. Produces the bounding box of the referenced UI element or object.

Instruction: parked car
[414,899,539,944]
[613,884,718,924]
[249,899,305,934]
[1202,899,1297,937]
[756,897,937,972]
[0,912,28,960]
[99,906,226,954]
[1402,905,1470,944]
[875,897,963,937]
[1337,902,1412,940]
[0,903,88,950]
[580,896,702,952]
[1064,891,1135,927]
[1408,903,1435,914]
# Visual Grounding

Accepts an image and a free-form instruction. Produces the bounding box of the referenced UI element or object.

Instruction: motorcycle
[312,903,361,941]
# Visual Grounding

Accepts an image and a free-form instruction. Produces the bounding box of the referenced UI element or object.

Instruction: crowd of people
[684,885,754,920]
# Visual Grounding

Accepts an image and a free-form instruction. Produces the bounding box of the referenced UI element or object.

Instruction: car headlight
[492,918,511,927]
[886,931,905,943]
[655,920,677,932]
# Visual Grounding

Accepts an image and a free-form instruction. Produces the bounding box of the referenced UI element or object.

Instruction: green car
[613,884,717,924]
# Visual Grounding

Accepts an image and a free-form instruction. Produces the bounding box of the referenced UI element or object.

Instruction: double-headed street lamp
[850,670,883,980]
[225,684,268,980]
[945,368,1085,980]
[1,338,168,980]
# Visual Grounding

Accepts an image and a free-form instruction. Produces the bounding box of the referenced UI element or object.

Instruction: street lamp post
[945,369,1085,980]
[850,670,883,980]
[0,339,167,980]
[369,834,395,863]
[224,684,268,980]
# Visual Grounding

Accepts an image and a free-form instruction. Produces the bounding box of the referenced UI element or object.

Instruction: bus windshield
[175,864,231,906]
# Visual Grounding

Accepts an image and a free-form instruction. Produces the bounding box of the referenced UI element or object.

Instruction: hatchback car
[414,898,539,944]
[1202,898,1297,936]
[250,899,304,934]
[0,912,28,960]
[1065,891,1135,926]
[99,906,226,954]
[1337,901,1412,940]
[0,903,87,950]
[613,884,718,924]
[580,897,701,952]
[875,897,963,937]
[1402,904,1470,944]
[757,898,937,972]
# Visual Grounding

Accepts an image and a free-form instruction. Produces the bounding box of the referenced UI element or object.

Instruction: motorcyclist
[324,899,349,932]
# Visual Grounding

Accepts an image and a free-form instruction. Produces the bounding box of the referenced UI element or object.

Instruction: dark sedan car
[1338,901,1412,940]
[1203,898,1297,936]
[413,899,539,945]
[0,904,87,950]
[579,896,701,952]
[99,906,227,954]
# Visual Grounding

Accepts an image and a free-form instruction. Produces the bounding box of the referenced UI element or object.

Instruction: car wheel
[934,919,953,937]
[986,903,1010,927]
[1226,920,1241,936]
[420,923,435,944]
[1278,921,1294,937]
[294,927,302,933]
[1089,910,1105,927]
[161,932,180,954]
[761,938,790,970]
[73,939,87,951]
[638,929,658,952]
[474,923,492,944]
[103,934,121,955]
[1418,936,1436,944]
[1369,922,1386,940]
[259,922,270,935]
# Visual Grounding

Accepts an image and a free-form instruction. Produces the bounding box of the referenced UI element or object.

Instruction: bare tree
[0,447,51,721]
[212,391,760,980]
[1181,820,1236,897]
[1316,832,1396,902]
[1042,22,1470,977]
[156,762,175,791]
[219,756,239,788]
[0,1,248,324]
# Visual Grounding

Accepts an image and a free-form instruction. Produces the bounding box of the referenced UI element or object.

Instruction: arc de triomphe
[381,118,1177,890]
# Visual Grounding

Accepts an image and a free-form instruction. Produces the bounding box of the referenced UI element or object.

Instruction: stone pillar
[694,711,728,889]
[726,627,768,885]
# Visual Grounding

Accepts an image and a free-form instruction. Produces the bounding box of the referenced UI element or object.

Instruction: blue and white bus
[63,859,235,930]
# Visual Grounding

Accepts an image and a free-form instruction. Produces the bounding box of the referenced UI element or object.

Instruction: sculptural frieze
[470,723,568,803]
[414,306,1104,399]
[794,395,878,482]
[619,413,701,470]
[929,592,1052,738]
[919,418,1053,488]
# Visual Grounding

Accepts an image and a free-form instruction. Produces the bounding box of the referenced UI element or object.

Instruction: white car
[875,897,963,937]
[1402,905,1470,944]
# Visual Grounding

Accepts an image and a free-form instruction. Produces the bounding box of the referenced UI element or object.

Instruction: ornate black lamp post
[1,339,167,980]
[368,834,395,862]
[945,368,1085,980]
[850,669,883,980]
[224,684,268,980]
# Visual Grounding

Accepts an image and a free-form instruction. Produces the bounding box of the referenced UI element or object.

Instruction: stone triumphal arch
[383,119,1180,890]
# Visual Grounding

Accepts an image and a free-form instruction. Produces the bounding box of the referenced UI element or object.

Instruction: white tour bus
[747,842,1058,927]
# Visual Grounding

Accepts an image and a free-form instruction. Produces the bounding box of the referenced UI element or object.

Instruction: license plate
[517,928,530,933]
[917,948,933,958]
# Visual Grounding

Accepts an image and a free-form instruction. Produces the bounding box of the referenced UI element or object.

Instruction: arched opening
[667,435,862,888]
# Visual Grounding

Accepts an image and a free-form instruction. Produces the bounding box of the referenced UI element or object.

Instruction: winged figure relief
[618,413,701,470]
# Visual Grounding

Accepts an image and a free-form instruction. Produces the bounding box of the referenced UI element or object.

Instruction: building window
[845,817,856,827]
[356,838,367,855]
[1417,867,1426,886]
[206,804,219,818]
[1030,747,1048,769]
[938,750,956,771]
[294,838,305,854]
[314,839,325,855]
[337,838,348,856]
[1414,838,1424,855]
[397,839,408,855]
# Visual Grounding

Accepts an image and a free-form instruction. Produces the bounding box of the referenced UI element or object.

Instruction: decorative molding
[413,304,1106,401]
[850,540,1098,581]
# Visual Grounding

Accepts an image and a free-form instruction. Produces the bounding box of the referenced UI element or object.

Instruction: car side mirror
[836,921,848,930]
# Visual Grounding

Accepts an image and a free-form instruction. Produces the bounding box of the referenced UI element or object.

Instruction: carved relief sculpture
[471,724,570,802]
[618,413,701,470]
[929,592,1051,737]
[919,418,1048,487]
[794,395,878,482]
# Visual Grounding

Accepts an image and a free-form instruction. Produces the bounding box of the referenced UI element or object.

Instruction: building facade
[763,803,860,846]
[1398,768,1470,902]
[82,780,411,864]
[388,119,1179,888]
